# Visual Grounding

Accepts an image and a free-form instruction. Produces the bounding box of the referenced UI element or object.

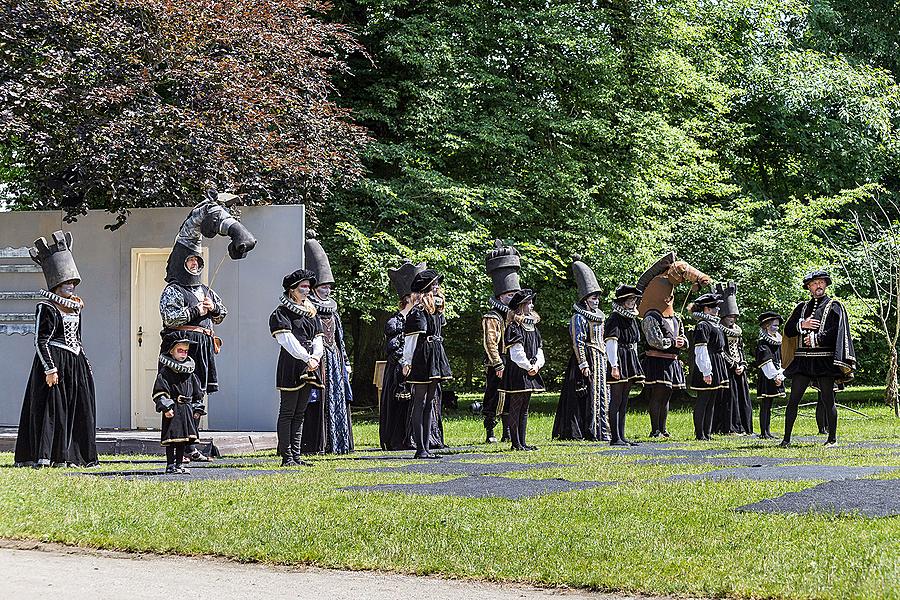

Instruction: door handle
[137,326,143,347]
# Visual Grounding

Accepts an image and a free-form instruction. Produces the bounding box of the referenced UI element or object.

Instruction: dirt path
[0,539,673,600]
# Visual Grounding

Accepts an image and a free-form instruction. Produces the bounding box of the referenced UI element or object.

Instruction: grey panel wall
[0,205,304,430]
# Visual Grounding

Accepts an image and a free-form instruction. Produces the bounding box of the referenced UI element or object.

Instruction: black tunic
[690,319,730,390]
[380,312,413,450]
[404,307,452,384]
[499,322,545,393]
[756,336,786,399]
[159,282,225,394]
[640,310,686,389]
[722,324,753,434]
[783,296,851,380]
[152,356,204,446]
[604,311,645,384]
[269,303,324,391]
[15,299,97,467]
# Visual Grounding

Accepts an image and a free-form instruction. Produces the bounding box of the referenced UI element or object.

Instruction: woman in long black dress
[690,293,730,440]
[500,289,545,451]
[379,260,424,450]
[755,312,785,439]
[553,258,608,441]
[605,285,645,446]
[401,269,452,459]
[153,333,205,474]
[15,231,97,468]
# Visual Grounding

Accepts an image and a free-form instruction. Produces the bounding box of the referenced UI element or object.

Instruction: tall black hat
[388,259,426,298]
[161,331,197,353]
[410,269,443,294]
[758,311,783,326]
[304,230,334,287]
[30,230,81,291]
[715,281,739,316]
[613,284,642,303]
[508,288,536,312]
[571,255,601,302]
[283,268,317,291]
[802,269,832,287]
[485,239,522,297]
[692,292,722,309]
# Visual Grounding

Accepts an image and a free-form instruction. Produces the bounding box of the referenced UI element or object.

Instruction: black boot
[485,427,497,444]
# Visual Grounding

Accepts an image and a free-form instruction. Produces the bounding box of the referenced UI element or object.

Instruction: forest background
[2,0,899,405]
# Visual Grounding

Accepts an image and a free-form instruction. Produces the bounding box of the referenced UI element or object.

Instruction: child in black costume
[153,333,205,474]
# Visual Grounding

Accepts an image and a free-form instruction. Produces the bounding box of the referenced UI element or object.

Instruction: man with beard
[780,270,856,447]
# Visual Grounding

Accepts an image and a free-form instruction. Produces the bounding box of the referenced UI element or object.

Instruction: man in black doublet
[690,293,730,440]
[780,270,856,447]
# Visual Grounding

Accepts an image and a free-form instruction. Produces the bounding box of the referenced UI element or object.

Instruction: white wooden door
[130,248,208,429]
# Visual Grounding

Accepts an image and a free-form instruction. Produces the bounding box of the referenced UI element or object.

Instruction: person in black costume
[401,269,452,459]
[755,311,785,439]
[499,289,545,451]
[153,333,205,474]
[717,281,753,435]
[379,259,425,450]
[605,285,645,446]
[15,231,97,468]
[780,270,856,447]
[690,293,730,440]
[481,240,522,443]
[269,269,325,466]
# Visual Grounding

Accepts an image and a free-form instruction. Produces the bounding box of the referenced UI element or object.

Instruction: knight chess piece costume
[690,293,730,440]
[481,240,522,444]
[499,289,544,450]
[159,193,254,461]
[605,285,645,446]
[717,282,753,435]
[301,231,354,455]
[379,259,426,451]
[15,231,98,467]
[269,269,325,466]
[780,270,856,447]
[402,269,452,459]
[153,332,205,473]
[638,253,710,437]
[553,257,610,441]
[755,311,785,439]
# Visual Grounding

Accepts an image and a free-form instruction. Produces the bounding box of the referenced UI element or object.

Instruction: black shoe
[424,451,442,459]
[511,445,524,451]
[626,440,640,447]
[649,430,662,438]
[778,439,791,448]
[609,440,628,446]
[661,430,671,438]
[523,445,538,451]
[165,464,178,474]
[485,428,497,444]
[824,439,837,448]
[281,456,297,467]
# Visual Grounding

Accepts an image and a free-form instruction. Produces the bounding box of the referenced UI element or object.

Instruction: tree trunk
[347,309,389,407]
[887,346,900,418]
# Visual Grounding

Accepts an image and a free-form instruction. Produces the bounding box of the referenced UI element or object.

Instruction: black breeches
[277,387,312,458]
[507,392,532,449]
[648,386,671,434]
[482,368,503,430]
[694,389,717,439]
[609,383,632,443]
[166,443,186,466]
[784,375,837,443]
[411,382,438,453]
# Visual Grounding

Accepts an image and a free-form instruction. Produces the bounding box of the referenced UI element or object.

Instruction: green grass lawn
[1,389,898,599]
